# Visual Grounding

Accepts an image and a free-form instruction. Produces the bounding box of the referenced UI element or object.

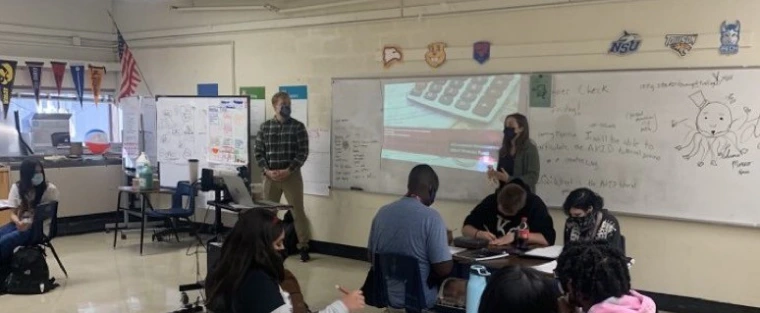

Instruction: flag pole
[107,10,154,98]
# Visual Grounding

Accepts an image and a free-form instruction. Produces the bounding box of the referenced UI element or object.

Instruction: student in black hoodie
[462,178,556,246]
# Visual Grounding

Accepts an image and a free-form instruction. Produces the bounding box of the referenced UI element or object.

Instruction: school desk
[112,186,174,255]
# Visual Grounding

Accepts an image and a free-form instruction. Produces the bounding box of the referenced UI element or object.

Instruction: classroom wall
[0,0,114,62]
[115,0,760,306]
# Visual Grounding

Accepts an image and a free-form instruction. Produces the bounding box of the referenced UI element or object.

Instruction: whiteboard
[156,96,250,188]
[531,69,760,227]
[331,76,528,201]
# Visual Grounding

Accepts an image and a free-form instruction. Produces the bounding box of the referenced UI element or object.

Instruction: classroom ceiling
[158,0,610,15]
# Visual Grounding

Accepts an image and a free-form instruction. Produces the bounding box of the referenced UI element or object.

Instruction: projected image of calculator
[406,75,521,123]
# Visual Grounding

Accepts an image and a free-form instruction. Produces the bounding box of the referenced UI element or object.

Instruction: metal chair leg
[46,242,68,278]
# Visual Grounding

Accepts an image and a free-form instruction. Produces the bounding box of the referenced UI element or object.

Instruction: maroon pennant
[51,61,67,108]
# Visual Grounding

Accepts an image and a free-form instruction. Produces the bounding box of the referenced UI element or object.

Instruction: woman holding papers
[486,113,540,193]
[562,188,623,252]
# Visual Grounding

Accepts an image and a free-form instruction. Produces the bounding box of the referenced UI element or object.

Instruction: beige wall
[115,0,760,306]
[10,165,123,218]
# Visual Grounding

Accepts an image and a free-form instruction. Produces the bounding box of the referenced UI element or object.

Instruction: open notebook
[524,245,564,259]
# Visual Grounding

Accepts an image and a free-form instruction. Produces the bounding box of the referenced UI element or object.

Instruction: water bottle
[466,265,490,313]
[516,217,530,250]
[136,152,153,190]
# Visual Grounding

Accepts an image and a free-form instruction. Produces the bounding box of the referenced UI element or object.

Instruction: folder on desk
[456,249,509,261]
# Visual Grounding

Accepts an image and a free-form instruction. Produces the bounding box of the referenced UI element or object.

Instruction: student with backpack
[0,159,59,262]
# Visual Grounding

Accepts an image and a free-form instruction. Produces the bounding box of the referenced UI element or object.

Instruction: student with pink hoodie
[555,241,657,313]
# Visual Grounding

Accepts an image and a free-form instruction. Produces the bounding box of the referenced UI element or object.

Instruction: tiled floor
[3,232,673,313]
[2,232,381,313]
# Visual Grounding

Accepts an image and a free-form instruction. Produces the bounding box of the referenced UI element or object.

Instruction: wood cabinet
[0,166,11,224]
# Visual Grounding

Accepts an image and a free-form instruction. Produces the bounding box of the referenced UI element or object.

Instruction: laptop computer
[219,173,256,209]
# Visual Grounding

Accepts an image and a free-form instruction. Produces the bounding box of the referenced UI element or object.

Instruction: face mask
[568,213,596,231]
[279,249,289,262]
[503,127,516,139]
[279,105,292,119]
[31,173,44,186]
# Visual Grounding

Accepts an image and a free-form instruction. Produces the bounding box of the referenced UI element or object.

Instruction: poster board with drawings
[156,96,250,188]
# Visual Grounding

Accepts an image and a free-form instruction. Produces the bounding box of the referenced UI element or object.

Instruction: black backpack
[3,246,58,294]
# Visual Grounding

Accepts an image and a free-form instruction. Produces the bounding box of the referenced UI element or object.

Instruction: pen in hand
[335,285,350,295]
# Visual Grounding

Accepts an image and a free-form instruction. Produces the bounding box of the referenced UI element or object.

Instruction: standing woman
[0,159,59,261]
[488,113,540,192]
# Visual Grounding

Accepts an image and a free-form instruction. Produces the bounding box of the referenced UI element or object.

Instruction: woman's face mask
[32,173,44,186]
[503,127,516,139]
[568,209,596,229]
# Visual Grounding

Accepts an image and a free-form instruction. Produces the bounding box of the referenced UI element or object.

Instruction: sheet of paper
[524,245,564,259]
[532,260,557,274]
[120,97,141,160]
[302,128,331,196]
[449,246,467,255]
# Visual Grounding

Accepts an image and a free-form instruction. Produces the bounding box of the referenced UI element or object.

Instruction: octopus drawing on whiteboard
[675,90,750,167]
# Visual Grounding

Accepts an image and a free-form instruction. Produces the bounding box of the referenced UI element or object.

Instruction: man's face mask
[279,104,292,119]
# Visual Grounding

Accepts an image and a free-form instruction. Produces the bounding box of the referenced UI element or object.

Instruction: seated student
[367,164,452,310]
[0,159,59,261]
[462,178,555,246]
[479,265,562,313]
[563,188,623,252]
[556,241,656,313]
[205,209,365,313]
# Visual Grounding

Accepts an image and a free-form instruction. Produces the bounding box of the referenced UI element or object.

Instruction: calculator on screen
[406,75,520,123]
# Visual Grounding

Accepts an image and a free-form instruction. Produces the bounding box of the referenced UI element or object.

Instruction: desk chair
[26,201,67,278]
[146,181,197,242]
[368,253,429,313]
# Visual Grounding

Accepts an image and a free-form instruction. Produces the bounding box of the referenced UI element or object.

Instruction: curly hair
[555,241,631,304]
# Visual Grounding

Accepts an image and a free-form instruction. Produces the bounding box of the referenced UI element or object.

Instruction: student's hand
[490,231,514,246]
[557,295,577,313]
[16,221,31,232]
[475,230,498,241]
[339,290,365,312]
[494,168,510,182]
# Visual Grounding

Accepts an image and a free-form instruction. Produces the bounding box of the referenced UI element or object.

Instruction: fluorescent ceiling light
[277,0,384,14]
[170,5,270,12]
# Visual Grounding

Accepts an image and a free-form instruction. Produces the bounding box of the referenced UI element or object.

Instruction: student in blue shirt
[367,164,452,310]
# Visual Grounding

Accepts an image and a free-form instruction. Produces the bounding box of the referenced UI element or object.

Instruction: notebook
[531,260,557,274]
[524,245,564,259]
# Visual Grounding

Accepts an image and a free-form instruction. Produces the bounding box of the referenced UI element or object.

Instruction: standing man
[254,91,312,262]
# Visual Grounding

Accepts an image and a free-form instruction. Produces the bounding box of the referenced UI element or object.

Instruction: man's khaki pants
[263,169,311,249]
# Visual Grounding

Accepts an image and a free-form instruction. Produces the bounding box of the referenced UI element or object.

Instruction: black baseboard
[310,240,759,313]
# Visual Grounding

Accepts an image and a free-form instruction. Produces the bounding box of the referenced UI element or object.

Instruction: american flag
[117,30,141,100]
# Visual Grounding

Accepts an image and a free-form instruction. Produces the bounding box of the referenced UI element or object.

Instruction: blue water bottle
[466,265,491,313]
